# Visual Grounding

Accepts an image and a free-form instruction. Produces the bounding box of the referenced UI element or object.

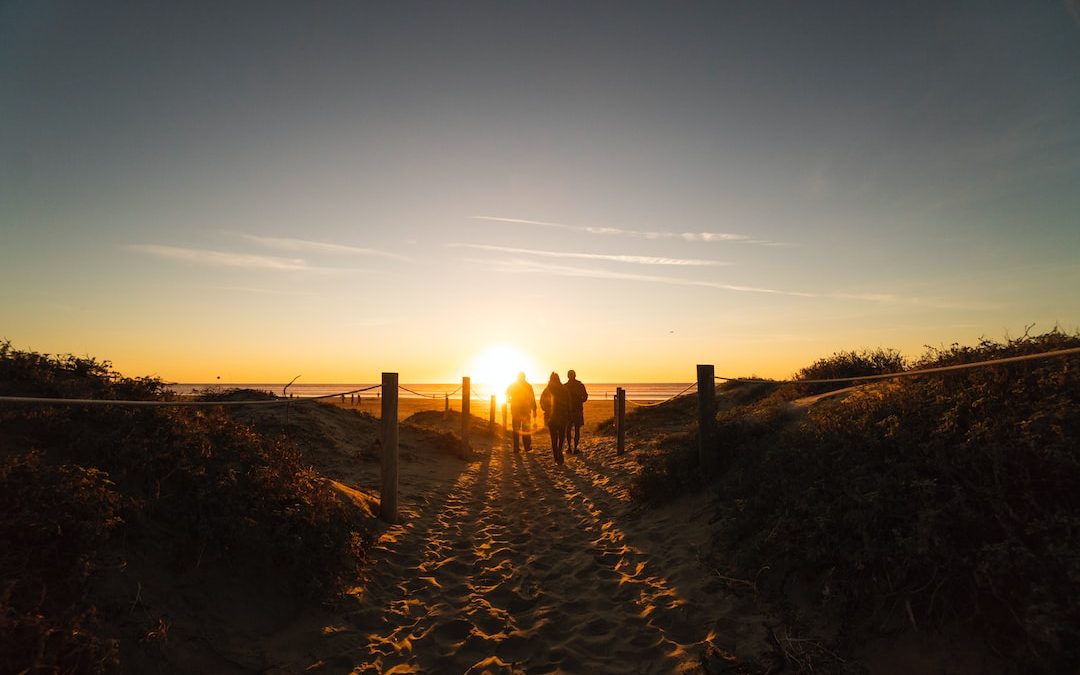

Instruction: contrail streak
[449,243,726,266]
[471,215,789,246]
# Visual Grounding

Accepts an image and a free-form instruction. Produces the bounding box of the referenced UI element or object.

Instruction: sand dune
[248,405,771,673]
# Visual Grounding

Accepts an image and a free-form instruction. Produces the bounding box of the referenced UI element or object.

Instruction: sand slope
[256,412,770,674]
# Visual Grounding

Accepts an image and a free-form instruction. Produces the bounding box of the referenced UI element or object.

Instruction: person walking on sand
[540,371,570,465]
[506,372,536,453]
[565,369,588,455]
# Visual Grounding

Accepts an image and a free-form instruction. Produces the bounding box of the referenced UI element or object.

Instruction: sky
[2,1,1079,384]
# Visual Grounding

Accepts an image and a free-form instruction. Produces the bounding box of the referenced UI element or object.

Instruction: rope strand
[625,382,698,408]
[397,384,442,399]
[0,383,383,407]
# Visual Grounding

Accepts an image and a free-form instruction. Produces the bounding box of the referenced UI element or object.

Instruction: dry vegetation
[0,342,373,674]
[628,330,1080,672]
[4,330,1078,673]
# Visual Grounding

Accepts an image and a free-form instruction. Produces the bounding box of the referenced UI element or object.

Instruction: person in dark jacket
[539,371,569,465]
[565,369,588,454]
[506,372,536,453]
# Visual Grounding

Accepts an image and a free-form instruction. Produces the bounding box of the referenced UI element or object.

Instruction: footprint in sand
[316,438,765,674]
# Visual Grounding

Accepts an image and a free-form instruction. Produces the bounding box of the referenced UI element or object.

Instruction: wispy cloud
[830,292,1000,311]
[480,257,815,297]
[448,243,727,266]
[128,244,362,274]
[471,215,790,246]
[130,244,310,270]
[475,256,985,307]
[232,233,409,260]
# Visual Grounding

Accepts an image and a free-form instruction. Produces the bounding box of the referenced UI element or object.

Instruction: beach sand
[218,401,772,673]
[327,395,628,430]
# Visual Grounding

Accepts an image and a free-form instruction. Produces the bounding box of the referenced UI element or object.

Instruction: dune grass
[0,342,370,674]
[630,330,1080,671]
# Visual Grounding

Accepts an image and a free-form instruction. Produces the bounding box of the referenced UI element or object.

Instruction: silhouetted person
[506,372,536,453]
[565,369,588,454]
[540,371,569,465]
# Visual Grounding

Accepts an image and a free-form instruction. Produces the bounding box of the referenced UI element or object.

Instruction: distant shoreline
[167,382,684,401]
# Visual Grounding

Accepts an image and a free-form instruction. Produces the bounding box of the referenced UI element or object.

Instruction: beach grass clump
[194,386,279,402]
[0,342,369,673]
[629,382,789,504]
[783,347,905,398]
[629,431,701,504]
[708,330,1080,670]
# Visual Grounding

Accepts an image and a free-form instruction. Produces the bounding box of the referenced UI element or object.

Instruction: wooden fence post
[461,376,471,455]
[697,364,718,473]
[502,402,507,431]
[489,395,496,433]
[616,387,626,455]
[379,372,399,523]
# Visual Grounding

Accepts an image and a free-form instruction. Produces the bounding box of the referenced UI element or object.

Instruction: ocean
[166,382,693,402]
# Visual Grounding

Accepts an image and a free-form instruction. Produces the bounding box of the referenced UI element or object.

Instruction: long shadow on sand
[345,445,498,672]
[325,433,728,674]
[514,448,693,672]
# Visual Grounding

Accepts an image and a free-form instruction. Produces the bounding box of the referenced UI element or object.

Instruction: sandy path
[294,430,768,674]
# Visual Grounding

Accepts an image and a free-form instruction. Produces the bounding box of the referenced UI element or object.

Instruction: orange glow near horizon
[466,344,540,401]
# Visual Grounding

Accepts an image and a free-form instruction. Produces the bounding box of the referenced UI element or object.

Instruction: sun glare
[467,345,539,400]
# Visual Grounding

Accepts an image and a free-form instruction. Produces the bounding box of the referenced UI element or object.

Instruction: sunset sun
[467,344,539,398]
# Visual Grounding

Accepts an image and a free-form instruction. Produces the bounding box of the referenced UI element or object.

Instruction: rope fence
[626,382,698,408]
[397,384,443,399]
[3,346,1076,408]
[0,396,299,407]
[0,382,489,407]
[0,383,383,407]
[3,345,1077,524]
[308,384,383,399]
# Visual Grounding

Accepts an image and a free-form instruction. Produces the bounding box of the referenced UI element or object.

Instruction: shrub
[630,432,700,504]
[195,387,279,402]
[624,331,1080,668]
[0,340,165,401]
[0,344,370,673]
[0,452,123,674]
[788,347,905,396]
[710,331,1080,670]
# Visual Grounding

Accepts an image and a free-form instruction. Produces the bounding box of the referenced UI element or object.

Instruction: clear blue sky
[2,1,1078,382]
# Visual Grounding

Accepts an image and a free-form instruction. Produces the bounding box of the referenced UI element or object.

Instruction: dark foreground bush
[0,342,369,674]
[0,452,123,674]
[628,382,790,504]
[629,432,701,504]
[709,331,1080,671]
